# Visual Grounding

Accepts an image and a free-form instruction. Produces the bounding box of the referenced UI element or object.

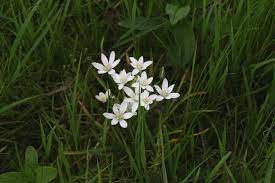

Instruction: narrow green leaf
[25,146,38,169]
[0,95,40,114]
[205,152,232,183]
[264,152,275,183]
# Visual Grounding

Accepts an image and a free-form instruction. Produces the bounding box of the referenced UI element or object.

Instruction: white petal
[141,85,147,90]
[121,69,127,76]
[132,102,139,112]
[123,112,134,119]
[130,57,138,65]
[146,85,154,92]
[144,105,150,110]
[118,84,124,90]
[141,71,147,79]
[95,95,106,103]
[154,85,162,94]
[109,51,115,64]
[132,69,139,75]
[132,82,139,88]
[130,62,137,69]
[123,86,134,97]
[98,70,107,74]
[168,84,175,93]
[95,95,101,101]
[165,96,171,99]
[135,87,141,94]
[112,74,120,83]
[142,90,149,97]
[124,98,134,103]
[162,78,168,89]
[105,89,111,96]
[169,93,180,99]
[138,56,144,64]
[127,75,135,82]
[111,119,118,125]
[112,59,120,68]
[101,53,109,66]
[113,105,119,114]
[149,94,157,101]
[142,61,152,69]
[108,69,115,75]
[156,96,164,101]
[119,120,128,128]
[147,77,153,84]
[103,113,115,119]
[120,101,128,113]
[92,62,104,70]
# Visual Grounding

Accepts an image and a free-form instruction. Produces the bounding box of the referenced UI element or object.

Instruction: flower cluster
[92,51,180,128]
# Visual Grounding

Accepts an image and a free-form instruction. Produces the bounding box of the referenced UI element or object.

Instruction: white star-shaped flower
[112,69,134,90]
[91,51,120,74]
[123,99,139,116]
[154,78,180,101]
[130,56,152,75]
[132,71,154,92]
[103,101,134,128]
[123,86,141,112]
[95,89,111,103]
[140,90,156,110]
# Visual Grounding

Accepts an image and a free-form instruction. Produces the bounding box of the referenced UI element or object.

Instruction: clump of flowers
[92,51,180,128]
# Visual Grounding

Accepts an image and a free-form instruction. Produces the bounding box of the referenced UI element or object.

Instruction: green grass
[0,0,274,182]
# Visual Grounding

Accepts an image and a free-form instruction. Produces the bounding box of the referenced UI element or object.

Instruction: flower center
[140,80,148,86]
[115,114,123,120]
[101,95,107,101]
[143,97,149,104]
[120,76,127,83]
[137,63,143,70]
[104,64,112,71]
[162,89,169,97]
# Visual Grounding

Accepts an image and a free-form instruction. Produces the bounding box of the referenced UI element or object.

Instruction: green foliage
[168,20,195,70]
[0,146,57,183]
[165,4,190,25]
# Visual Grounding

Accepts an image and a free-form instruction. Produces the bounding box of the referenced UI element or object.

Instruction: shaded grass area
[0,0,274,182]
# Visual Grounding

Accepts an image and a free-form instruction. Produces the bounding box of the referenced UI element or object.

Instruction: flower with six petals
[95,89,111,103]
[130,56,152,75]
[112,69,135,90]
[140,90,157,110]
[154,78,180,101]
[132,72,154,92]
[92,51,120,74]
[103,101,134,128]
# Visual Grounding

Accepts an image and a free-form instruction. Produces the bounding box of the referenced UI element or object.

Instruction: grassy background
[0,0,274,182]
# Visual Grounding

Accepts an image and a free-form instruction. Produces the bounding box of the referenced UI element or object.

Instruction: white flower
[92,51,120,74]
[123,100,138,115]
[103,101,134,128]
[140,90,156,110]
[132,72,154,92]
[130,56,152,75]
[112,69,135,90]
[154,78,180,101]
[123,86,140,112]
[95,89,111,103]
[123,86,140,102]
[124,87,155,110]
